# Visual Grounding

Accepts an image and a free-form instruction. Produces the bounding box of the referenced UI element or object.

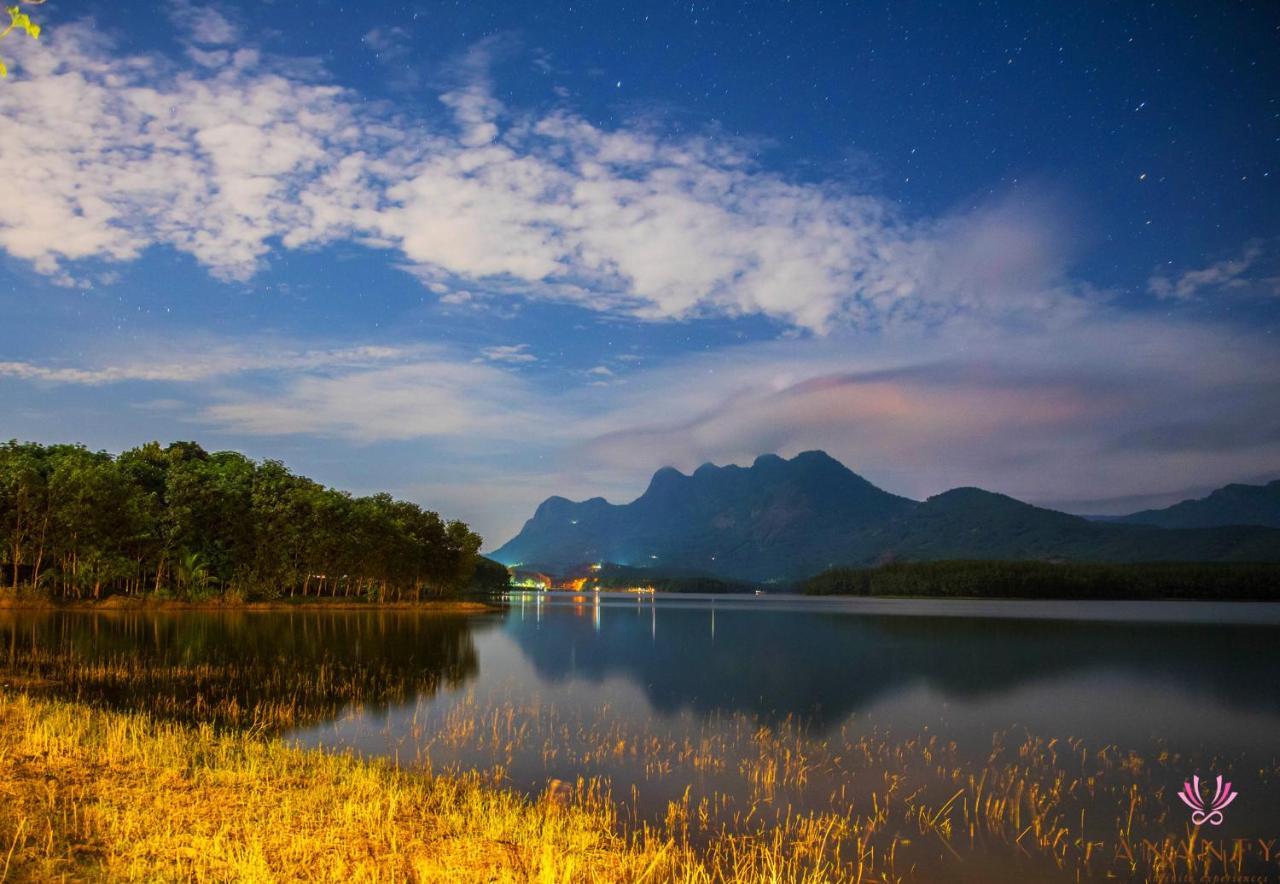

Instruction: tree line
[0,440,494,601]
[801,559,1280,600]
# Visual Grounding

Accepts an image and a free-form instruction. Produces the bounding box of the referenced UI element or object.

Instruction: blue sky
[1,0,1277,548]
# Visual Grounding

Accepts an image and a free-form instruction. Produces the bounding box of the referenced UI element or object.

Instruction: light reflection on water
[290,593,1280,822]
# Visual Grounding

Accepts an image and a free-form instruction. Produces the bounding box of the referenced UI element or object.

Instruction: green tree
[0,439,485,603]
[0,442,50,590]
[175,550,214,597]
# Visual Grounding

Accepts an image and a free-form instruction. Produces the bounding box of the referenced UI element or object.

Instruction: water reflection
[0,609,493,729]
[506,594,1280,731]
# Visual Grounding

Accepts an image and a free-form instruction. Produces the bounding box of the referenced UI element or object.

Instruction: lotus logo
[1178,774,1237,826]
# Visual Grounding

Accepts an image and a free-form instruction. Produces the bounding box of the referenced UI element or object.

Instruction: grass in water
[0,692,866,882]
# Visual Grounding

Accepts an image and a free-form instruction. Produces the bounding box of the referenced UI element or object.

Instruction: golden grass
[4,691,1276,883]
[0,692,871,882]
[417,694,1280,882]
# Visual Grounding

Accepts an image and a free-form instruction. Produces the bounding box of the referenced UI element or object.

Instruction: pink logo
[1178,774,1237,826]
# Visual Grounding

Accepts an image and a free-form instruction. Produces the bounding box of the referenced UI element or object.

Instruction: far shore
[0,594,499,614]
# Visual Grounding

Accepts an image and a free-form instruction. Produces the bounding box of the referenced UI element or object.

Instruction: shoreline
[0,595,499,614]
[507,586,1280,601]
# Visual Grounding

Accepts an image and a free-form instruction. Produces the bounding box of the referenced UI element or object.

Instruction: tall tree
[0,439,497,601]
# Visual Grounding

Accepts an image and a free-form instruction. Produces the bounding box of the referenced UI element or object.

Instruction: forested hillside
[0,440,486,601]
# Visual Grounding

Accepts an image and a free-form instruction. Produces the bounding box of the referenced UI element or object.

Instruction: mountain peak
[491,455,1280,576]
[644,465,688,496]
[791,449,840,465]
[533,495,574,516]
[493,450,920,577]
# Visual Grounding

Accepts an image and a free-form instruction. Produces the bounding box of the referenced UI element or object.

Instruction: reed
[1,692,872,882]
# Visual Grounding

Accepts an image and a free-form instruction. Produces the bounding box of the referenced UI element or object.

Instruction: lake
[4,593,1279,881]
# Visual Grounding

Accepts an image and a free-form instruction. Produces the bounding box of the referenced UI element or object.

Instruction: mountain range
[1108,479,1280,530]
[491,451,1280,581]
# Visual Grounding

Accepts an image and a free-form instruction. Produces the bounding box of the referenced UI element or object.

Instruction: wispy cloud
[479,344,538,364]
[362,26,413,62]
[0,345,407,385]
[1148,242,1280,301]
[0,340,552,446]
[168,0,240,47]
[202,360,544,443]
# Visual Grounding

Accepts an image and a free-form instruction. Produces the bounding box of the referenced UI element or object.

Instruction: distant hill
[491,452,1280,581]
[866,487,1280,564]
[1112,480,1280,530]
[494,452,916,580]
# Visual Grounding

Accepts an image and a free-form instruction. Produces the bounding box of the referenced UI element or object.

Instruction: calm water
[5,594,1280,879]
[284,594,1280,750]
[288,595,1280,806]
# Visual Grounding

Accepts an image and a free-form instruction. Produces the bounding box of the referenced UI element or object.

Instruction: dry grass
[4,692,1276,882]
[0,692,871,882]
[397,693,1280,883]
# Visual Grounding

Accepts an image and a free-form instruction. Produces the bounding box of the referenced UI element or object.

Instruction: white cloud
[0,24,377,280]
[480,344,538,363]
[362,27,412,62]
[169,0,240,46]
[0,19,1096,332]
[0,345,408,385]
[1148,242,1278,301]
[0,339,552,446]
[202,359,541,442]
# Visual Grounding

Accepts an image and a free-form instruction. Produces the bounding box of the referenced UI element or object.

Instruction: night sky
[1,0,1277,547]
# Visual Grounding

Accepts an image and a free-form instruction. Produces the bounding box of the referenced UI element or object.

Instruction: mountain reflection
[505,598,1280,725]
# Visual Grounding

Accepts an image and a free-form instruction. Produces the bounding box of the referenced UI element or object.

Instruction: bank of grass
[0,692,849,882]
[801,559,1280,600]
[0,588,497,613]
